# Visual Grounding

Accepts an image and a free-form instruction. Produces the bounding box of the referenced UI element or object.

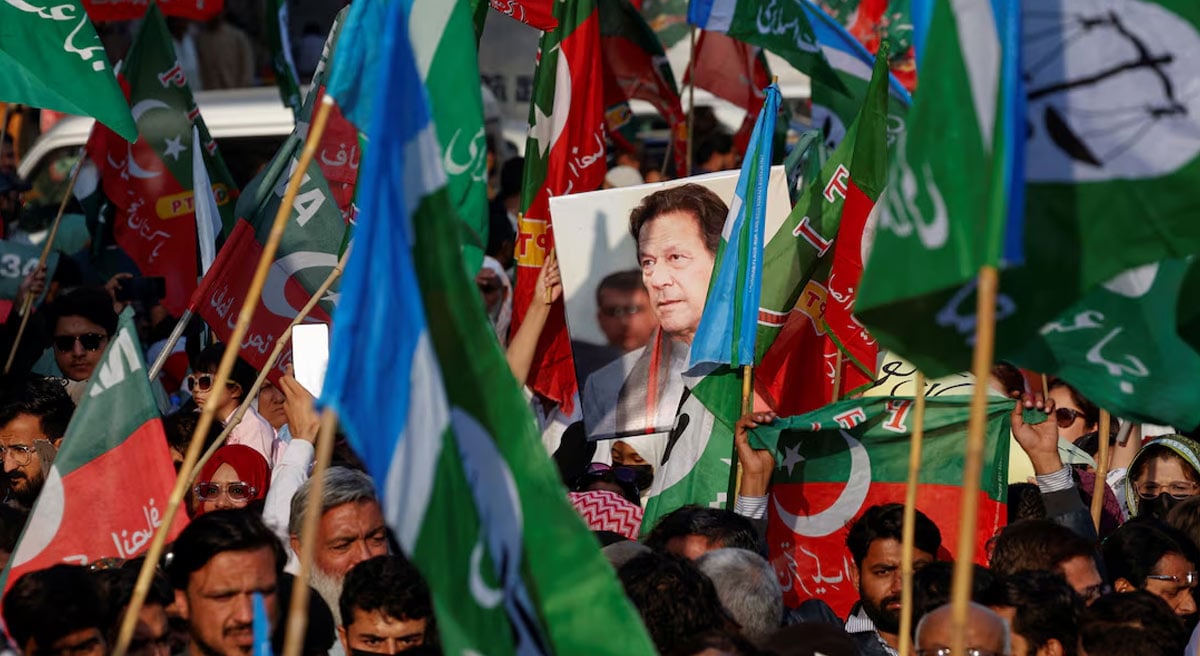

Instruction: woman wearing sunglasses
[187,344,282,467]
[1124,435,1200,521]
[191,445,270,516]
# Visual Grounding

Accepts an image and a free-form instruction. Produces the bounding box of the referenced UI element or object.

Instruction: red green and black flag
[513,0,606,410]
[1,308,186,595]
[76,3,239,315]
[750,395,1011,616]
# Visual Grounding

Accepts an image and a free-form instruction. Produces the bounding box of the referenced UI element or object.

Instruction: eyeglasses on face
[186,373,238,393]
[1135,480,1200,500]
[915,649,1006,656]
[1053,407,1087,429]
[0,443,36,466]
[1146,571,1200,588]
[193,481,258,502]
[53,333,107,352]
[600,304,646,318]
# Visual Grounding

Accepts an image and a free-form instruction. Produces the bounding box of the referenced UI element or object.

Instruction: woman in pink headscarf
[191,444,271,516]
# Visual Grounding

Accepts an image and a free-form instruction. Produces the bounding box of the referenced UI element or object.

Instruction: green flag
[0,0,137,142]
[1012,260,1200,430]
[2,308,185,592]
[751,395,1012,617]
[858,1,1200,379]
[411,0,490,276]
[265,0,303,118]
[1180,259,1200,358]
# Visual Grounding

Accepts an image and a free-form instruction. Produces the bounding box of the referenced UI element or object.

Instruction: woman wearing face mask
[1125,435,1200,521]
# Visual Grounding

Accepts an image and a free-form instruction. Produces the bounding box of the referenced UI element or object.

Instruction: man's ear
[174,588,190,621]
[289,534,302,559]
[1113,578,1136,593]
[848,557,861,590]
[337,626,349,653]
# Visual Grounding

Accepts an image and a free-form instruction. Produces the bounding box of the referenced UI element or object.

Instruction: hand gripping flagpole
[949,265,999,656]
[186,248,349,485]
[283,407,338,656]
[4,156,86,374]
[1090,409,1112,532]
[113,95,338,656]
[897,372,927,656]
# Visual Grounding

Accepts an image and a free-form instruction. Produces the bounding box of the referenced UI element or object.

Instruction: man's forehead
[637,211,704,249]
[350,608,426,634]
[0,413,47,443]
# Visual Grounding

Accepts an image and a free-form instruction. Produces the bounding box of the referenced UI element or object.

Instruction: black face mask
[624,464,654,491]
[1141,493,1183,520]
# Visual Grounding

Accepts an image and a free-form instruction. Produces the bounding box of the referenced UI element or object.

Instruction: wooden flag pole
[731,363,753,498]
[4,157,86,374]
[949,265,999,656]
[282,406,338,656]
[686,26,696,176]
[831,350,844,402]
[1091,409,1112,532]
[187,248,349,483]
[898,372,927,656]
[113,95,337,656]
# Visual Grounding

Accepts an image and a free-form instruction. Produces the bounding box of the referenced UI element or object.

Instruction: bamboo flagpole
[949,265,999,656]
[830,350,844,402]
[113,95,338,656]
[186,248,349,483]
[4,156,86,374]
[897,372,927,656]
[1090,409,1112,532]
[282,407,338,656]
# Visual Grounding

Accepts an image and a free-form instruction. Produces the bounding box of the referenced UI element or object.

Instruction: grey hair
[916,602,1013,655]
[695,547,783,645]
[288,466,378,536]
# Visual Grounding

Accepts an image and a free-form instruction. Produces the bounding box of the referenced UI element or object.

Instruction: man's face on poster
[596,286,657,353]
[637,211,716,345]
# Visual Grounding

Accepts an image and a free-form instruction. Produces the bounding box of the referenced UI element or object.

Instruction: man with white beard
[287,467,389,626]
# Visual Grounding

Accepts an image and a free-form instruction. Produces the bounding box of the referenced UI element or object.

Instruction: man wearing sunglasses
[44,288,117,390]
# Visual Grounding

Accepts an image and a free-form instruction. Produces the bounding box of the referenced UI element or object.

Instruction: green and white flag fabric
[1180,260,1200,359]
[858,1,1200,380]
[1013,259,1200,430]
[321,4,655,653]
[266,0,303,118]
[410,0,490,275]
[2,308,186,594]
[0,0,137,142]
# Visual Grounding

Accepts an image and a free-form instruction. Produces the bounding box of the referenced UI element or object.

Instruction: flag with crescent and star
[75,3,239,315]
[0,0,138,143]
[512,0,606,412]
[0,308,186,600]
[750,395,1012,617]
[190,9,354,381]
[320,3,655,652]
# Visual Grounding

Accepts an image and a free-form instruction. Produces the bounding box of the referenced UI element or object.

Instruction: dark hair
[3,565,106,649]
[1077,591,1186,656]
[1049,380,1100,431]
[984,571,1082,656]
[167,509,286,591]
[595,269,646,305]
[92,559,173,642]
[162,410,224,455]
[988,519,1096,577]
[499,156,524,200]
[1166,495,1200,553]
[695,132,733,167]
[618,551,727,656]
[45,287,118,337]
[339,555,433,630]
[1007,483,1047,521]
[272,573,336,654]
[990,362,1025,395]
[644,505,763,557]
[192,343,258,401]
[845,504,941,568]
[0,375,75,441]
[911,561,993,627]
[628,184,728,257]
[1101,519,1199,589]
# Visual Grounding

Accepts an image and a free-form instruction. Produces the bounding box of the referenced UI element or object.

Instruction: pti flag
[514,0,606,410]
[811,0,918,91]
[0,0,137,142]
[320,3,655,652]
[484,0,558,30]
[81,0,222,20]
[1,308,185,592]
[76,3,239,314]
[751,395,1011,616]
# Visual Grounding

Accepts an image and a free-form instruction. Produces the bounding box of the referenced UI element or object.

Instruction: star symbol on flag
[163,134,188,161]
[780,443,806,477]
[529,103,554,159]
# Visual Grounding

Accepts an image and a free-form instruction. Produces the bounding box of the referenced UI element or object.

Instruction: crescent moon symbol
[469,539,504,609]
[126,99,173,180]
[772,430,871,537]
[262,251,340,319]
